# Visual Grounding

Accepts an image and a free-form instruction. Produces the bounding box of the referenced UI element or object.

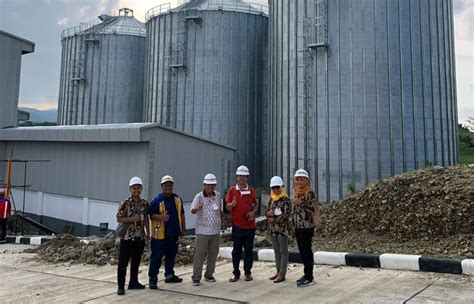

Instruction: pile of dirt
[25,233,196,266]
[318,165,473,243]
[251,165,473,259]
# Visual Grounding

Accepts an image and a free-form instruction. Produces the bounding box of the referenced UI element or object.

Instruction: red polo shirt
[225,184,257,229]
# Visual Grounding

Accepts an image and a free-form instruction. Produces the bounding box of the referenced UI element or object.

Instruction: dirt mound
[318,165,473,243]
[26,233,196,266]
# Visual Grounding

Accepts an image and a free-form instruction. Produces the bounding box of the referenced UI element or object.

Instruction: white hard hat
[161,175,174,184]
[203,173,217,185]
[270,176,284,187]
[294,169,309,179]
[236,165,250,176]
[129,176,143,187]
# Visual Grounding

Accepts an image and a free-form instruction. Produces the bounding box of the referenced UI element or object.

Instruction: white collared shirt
[191,190,222,235]
[235,184,251,196]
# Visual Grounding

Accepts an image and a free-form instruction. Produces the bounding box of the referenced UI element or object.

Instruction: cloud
[454,0,474,58]
[19,101,58,111]
[56,17,69,26]
[453,0,474,124]
[111,0,177,22]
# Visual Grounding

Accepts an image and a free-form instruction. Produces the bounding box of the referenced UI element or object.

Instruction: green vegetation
[459,119,474,164]
[345,182,356,194]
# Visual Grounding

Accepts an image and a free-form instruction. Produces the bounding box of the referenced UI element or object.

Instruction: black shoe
[297,278,315,288]
[165,275,183,283]
[204,275,216,282]
[128,282,145,290]
[149,278,158,289]
[117,288,125,296]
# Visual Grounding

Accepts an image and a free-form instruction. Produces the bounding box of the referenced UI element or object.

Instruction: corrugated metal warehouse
[0,30,35,129]
[0,124,234,235]
[143,0,268,184]
[57,8,146,125]
[263,0,458,201]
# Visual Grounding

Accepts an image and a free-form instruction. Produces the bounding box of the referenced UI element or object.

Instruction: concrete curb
[218,247,473,276]
[5,235,52,245]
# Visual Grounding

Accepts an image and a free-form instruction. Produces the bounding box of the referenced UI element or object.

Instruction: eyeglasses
[271,186,281,190]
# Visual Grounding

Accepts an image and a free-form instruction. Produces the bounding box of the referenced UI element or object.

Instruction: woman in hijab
[265,176,291,283]
[292,169,320,288]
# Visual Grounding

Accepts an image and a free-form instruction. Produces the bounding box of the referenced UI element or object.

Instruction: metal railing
[62,24,145,38]
[145,3,172,22]
[145,0,268,22]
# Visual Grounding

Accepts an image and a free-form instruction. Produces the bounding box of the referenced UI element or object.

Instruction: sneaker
[149,278,158,289]
[128,282,145,290]
[204,275,216,282]
[117,288,125,296]
[192,280,200,286]
[165,275,183,283]
[296,276,305,284]
[297,279,315,288]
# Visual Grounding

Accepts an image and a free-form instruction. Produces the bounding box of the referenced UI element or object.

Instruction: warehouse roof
[0,30,35,54]
[0,123,236,150]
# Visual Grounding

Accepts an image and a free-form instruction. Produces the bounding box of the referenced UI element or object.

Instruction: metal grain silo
[58,8,146,125]
[144,0,268,182]
[264,0,458,202]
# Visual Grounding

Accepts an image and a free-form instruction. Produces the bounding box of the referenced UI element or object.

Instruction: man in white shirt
[190,174,223,286]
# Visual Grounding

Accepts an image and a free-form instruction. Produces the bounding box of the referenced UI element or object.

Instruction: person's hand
[228,199,237,209]
[247,210,256,221]
[132,215,141,222]
[161,213,170,222]
[266,209,274,218]
[197,202,204,210]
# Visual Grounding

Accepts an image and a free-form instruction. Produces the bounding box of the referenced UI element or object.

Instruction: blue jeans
[231,225,255,276]
[148,237,179,279]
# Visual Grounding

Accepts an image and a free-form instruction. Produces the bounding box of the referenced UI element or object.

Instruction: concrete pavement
[0,244,472,303]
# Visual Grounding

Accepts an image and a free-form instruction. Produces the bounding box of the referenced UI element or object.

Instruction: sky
[0,0,472,123]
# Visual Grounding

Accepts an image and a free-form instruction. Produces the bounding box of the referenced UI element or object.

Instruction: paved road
[0,244,472,303]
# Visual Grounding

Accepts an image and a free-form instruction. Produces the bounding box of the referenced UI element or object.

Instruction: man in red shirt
[225,165,257,282]
[0,188,12,244]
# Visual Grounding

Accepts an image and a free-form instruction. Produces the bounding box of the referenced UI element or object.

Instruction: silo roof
[146,0,267,21]
[82,15,145,36]
[173,0,267,15]
[62,10,145,39]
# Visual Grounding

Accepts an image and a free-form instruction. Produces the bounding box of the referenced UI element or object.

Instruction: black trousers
[231,225,255,276]
[295,228,314,281]
[0,219,7,241]
[117,239,145,288]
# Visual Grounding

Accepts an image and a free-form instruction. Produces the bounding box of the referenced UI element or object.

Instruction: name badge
[212,204,219,211]
[274,207,282,216]
[240,190,251,196]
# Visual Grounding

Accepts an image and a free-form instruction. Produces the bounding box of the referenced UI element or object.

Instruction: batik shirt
[117,196,149,240]
[291,191,317,229]
[266,195,291,236]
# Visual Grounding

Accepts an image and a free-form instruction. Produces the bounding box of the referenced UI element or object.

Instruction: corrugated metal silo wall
[264,0,458,202]
[144,10,268,184]
[58,34,145,125]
